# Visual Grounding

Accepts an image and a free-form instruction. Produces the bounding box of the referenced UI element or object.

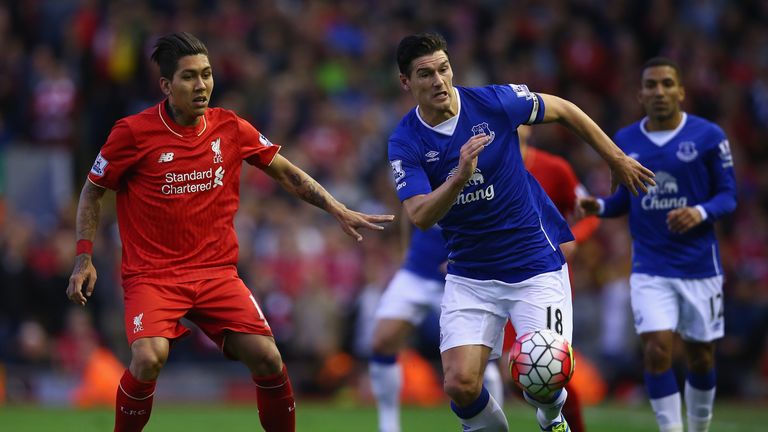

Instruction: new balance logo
[158,152,175,163]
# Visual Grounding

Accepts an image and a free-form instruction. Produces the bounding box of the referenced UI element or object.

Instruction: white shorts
[630,273,724,342]
[374,269,444,325]
[440,265,572,360]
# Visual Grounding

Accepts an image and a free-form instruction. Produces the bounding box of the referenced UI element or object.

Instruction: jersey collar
[416,87,461,136]
[158,99,208,138]
[640,112,687,147]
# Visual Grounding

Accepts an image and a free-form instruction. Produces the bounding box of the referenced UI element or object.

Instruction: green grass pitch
[0,401,764,431]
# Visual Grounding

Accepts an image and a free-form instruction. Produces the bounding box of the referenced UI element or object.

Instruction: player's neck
[165,99,201,127]
[645,111,683,132]
[418,88,458,126]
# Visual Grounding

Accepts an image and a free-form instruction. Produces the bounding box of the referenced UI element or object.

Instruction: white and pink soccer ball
[509,329,575,398]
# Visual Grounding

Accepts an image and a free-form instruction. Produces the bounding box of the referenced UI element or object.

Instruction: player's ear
[399,74,410,91]
[160,77,171,96]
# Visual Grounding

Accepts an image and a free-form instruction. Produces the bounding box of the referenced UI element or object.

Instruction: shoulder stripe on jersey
[526,93,540,125]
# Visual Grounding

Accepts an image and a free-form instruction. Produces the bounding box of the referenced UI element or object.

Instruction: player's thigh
[123,281,194,347]
[440,275,507,360]
[374,269,443,325]
[630,273,679,334]
[677,275,724,342]
[189,275,273,351]
[508,264,573,343]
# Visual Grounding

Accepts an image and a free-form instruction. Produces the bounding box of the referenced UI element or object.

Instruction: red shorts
[122,274,272,349]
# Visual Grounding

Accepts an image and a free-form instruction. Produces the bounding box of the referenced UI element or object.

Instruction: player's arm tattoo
[76,181,107,241]
[287,171,330,211]
[265,154,344,214]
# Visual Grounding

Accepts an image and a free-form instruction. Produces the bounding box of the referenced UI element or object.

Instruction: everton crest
[676,141,698,162]
[471,122,495,146]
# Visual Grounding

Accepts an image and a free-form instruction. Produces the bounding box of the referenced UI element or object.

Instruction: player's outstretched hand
[666,206,703,234]
[334,207,395,242]
[609,154,655,195]
[66,255,97,306]
[578,196,601,216]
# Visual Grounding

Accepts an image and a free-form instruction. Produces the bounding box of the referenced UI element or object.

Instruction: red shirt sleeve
[556,157,579,215]
[571,215,600,244]
[87,120,140,190]
[556,158,601,243]
[237,116,281,168]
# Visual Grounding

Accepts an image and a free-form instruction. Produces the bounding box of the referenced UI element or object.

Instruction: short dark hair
[396,32,448,76]
[150,32,209,79]
[641,57,682,82]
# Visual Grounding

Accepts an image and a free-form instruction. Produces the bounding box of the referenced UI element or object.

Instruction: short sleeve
[388,139,432,202]
[87,120,140,190]
[238,116,281,168]
[497,84,545,126]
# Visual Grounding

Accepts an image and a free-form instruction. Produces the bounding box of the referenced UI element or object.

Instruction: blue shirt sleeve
[600,185,631,217]
[699,134,737,222]
[496,84,546,126]
[388,138,432,202]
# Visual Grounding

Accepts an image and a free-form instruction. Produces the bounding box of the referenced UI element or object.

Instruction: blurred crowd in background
[1,0,767,407]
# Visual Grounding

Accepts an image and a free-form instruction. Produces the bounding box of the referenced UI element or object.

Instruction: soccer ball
[509,329,574,398]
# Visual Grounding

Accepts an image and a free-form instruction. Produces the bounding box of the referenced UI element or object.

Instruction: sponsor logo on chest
[447,167,496,205]
[158,137,226,196]
[641,171,687,210]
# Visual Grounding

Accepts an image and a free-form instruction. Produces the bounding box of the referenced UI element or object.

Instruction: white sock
[650,393,683,432]
[370,360,402,432]
[484,362,504,408]
[685,380,715,432]
[524,387,567,428]
[458,395,509,432]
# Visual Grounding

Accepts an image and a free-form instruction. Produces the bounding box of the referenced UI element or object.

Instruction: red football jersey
[524,146,599,244]
[88,101,280,284]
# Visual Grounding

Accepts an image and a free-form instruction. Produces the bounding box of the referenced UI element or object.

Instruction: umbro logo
[425,150,440,162]
[158,152,174,163]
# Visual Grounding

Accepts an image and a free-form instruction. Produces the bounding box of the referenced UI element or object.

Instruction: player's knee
[371,334,398,356]
[242,342,283,375]
[444,372,483,406]
[130,348,167,380]
[686,346,715,373]
[643,342,673,371]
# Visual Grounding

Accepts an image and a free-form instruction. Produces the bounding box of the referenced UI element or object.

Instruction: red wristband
[76,239,93,256]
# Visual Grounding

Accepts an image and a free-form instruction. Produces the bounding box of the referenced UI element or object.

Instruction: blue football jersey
[388,85,573,283]
[402,225,448,282]
[602,113,737,278]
